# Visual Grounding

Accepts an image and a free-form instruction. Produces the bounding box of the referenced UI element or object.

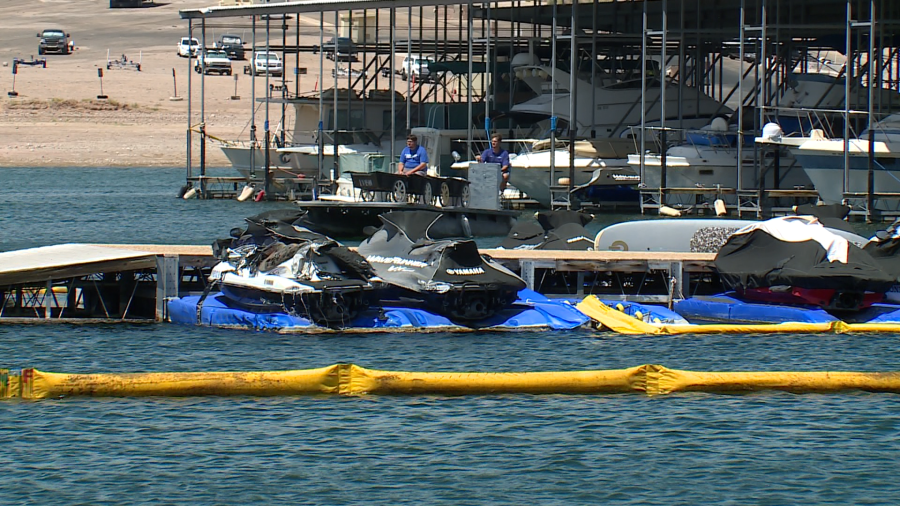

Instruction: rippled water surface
[1,167,898,505]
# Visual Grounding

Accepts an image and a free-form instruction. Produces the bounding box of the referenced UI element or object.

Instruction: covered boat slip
[180,0,900,216]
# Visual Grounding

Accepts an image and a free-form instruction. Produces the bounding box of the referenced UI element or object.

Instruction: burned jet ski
[499,210,594,250]
[356,210,527,321]
[714,215,897,311]
[209,210,377,326]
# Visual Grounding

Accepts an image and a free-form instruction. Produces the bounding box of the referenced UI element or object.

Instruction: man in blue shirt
[398,134,429,175]
[476,133,510,191]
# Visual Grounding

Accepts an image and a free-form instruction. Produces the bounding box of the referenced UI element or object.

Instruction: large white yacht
[768,114,900,211]
[507,52,730,138]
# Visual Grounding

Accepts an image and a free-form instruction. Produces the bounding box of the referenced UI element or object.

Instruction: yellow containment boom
[575,296,900,335]
[3,364,900,399]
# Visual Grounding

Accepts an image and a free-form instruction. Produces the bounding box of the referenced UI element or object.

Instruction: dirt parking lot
[0,0,422,167]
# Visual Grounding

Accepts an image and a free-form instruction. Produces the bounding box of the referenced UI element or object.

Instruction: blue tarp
[672,293,900,324]
[167,288,590,332]
[674,294,838,324]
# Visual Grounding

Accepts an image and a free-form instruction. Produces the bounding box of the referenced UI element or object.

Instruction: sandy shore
[0,0,421,168]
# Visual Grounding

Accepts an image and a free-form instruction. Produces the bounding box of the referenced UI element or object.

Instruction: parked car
[312,37,357,61]
[401,55,436,82]
[216,34,245,60]
[194,49,233,75]
[37,29,71,55]
[248,51,283,77]
[177,37,200,58]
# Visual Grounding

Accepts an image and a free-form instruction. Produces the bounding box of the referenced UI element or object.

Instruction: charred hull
[220,283,372,326]
[436,285,520,321]
[358,210,527,322]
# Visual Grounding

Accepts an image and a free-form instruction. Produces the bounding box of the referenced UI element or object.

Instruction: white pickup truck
[194,49,233,75]
[244,51,283,77]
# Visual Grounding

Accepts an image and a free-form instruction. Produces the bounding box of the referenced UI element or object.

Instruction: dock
[0,244,716,323]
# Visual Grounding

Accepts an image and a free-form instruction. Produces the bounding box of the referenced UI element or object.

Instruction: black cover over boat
[500,210,594,250]
[714,216,896,311]
[210,210,376,326]
[356,210,527,321]
[793,203,856,234]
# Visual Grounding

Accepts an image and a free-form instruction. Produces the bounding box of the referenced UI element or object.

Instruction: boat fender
[182,188,198,200]
[634,311,643,321]
[714,199,727,216]
[237,184,255,202]
[253,189,266,202]
[460,215,472,238]
[659,205,682,217]
[558,177,570,186]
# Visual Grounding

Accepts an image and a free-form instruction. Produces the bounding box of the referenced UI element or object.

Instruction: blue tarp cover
[167,288,589,332]
[674,294,838,324]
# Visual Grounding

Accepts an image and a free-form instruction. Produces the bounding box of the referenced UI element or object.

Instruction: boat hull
[221,145,305,180]
[794,151,900,211]
[220,279,371,325]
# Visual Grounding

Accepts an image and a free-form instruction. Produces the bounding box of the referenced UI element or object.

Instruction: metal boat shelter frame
[179,0,900,218]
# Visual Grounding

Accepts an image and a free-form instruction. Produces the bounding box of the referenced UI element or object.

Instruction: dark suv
[37,29,71,55]
[217,34,245,60]
[313,37,357,61]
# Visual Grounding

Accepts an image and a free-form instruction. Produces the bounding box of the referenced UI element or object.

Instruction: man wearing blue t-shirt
[476,133,510,191]
[398,134,429,175]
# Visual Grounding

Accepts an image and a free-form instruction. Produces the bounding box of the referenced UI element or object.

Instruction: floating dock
[0,244,715,323]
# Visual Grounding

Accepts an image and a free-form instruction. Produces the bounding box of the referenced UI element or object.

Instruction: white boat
[772,114,900,211]
[631,118,814,206]
[450,137,638,208]
[507,52,730,138]
[275,129,387,181]
[220,88,408,181]
[780,73,900,111]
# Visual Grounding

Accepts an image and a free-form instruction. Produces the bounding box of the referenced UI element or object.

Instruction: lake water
[1,167,899,505]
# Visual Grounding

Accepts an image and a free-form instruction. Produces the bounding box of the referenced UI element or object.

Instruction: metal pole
[567,0,577,209]
[467,1,473,159]
[485,1,491,140]
[318,13,325,183]
[660,0,668,194]
[867,0,876,220]
[334,10,339,182]
[391,8,397,163]
[844,0,851,199]
[640,0,647,196]
[250,15,257,179]
[200,20,207,184]
[186,19,193,183]
[549,0,557,191]
[264,10,272,200]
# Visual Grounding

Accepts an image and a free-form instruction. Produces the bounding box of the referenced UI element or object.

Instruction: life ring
[279,153,291,165]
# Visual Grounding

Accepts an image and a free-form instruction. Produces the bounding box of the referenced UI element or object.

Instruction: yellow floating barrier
[12,365,341,399]
[655,366,900,395]
[576,296,900,335]
[3,364,900,399]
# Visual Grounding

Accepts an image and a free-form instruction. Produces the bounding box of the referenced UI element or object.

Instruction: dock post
[669,261,684,306]
[520,260,535,291]
[44,279,52,319]
[156,255,180,322]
